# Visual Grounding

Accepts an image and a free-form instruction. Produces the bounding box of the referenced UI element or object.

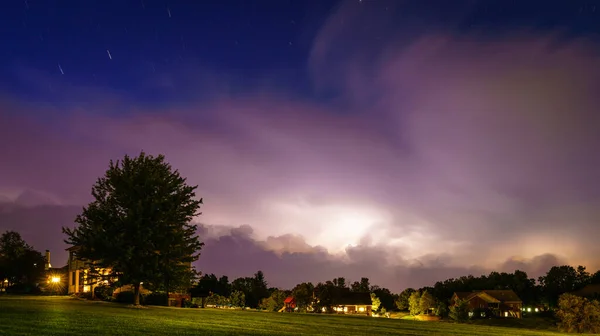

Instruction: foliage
[449,298,470,322]
[370,292,381,312]
[556,293,600,333]
[0,231,46,287]
[419,290,435,315]
[313,281,335,313]
[231,271,269,308]
[144,292,169,306]
[408,291,422,315]
[192,274,231,298]
[291,282,314,312]
[435,301,448,318]
[230,290,246,308]
[206,293,229,306]
[539,266,590,307]
[115,291,137,304]
[94,285,114,301]
[372,287,396,312]
[395,288,415,311]
[62,152,204,305]
[350,278,370,293]
[259,289,287,311]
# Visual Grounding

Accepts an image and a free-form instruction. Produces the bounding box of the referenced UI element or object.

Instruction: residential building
[451,290,523,318]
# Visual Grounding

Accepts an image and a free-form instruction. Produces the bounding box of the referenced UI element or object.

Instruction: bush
[556,293,600,333]
[115,291,136,304]
[94,285,114,301]
[449,299,469,322]
[144,292,168,306]
[6,283,41,295]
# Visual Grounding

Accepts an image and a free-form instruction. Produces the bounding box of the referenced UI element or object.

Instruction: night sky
[1,0,600,291]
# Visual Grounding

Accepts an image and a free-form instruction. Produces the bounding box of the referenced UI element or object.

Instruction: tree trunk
[133,283,141,306]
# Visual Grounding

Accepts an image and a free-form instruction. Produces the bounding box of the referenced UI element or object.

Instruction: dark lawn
[0,296,569,336]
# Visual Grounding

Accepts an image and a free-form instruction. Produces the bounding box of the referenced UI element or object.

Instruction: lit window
[504,312,508,317]
[535,308,539,312]
[83,286,90,293]
[358,307,365,312]
[527,308,531,312]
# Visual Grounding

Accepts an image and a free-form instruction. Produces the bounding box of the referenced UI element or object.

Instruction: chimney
[45,250,51,270]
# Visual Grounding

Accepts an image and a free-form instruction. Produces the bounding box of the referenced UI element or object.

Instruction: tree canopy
[0,231,46,289]
[63,152,204,305]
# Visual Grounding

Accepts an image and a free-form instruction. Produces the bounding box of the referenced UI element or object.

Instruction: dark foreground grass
[0,296,569,336]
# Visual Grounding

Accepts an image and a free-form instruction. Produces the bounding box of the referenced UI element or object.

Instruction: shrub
[556,293,600,333]
[115,291,136,304]
[449,299,469,322]
[144,292,168,306]
[6,283,42,295]
[94,285,114,301]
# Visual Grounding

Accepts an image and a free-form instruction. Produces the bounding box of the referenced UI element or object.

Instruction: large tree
[63,152,204,305]
[0,231,46,288]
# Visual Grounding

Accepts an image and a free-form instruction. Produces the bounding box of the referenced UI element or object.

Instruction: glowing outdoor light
[51,276,61,283]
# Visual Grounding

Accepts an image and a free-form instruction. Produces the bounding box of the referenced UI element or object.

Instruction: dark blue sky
[2,0,599,108]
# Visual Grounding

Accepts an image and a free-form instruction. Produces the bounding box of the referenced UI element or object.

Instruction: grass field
[0,296,570,336]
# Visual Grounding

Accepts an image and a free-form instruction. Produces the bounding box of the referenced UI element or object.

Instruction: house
[312,289,373,316]
[66,246,189,306]
[452,290,522,318]
[572,284,600,301]
[331,292,373,315]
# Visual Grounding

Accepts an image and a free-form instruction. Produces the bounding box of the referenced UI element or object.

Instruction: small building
[451,290,522,318]
[283,296,296,312]
[330,292,373,316]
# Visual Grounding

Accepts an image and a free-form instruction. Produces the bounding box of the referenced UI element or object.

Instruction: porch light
[51,276,61,283]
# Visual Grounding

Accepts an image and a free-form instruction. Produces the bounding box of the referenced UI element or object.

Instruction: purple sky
[1,1,600,291]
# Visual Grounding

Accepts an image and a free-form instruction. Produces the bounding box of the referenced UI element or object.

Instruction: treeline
[193,266,600,314]
[0,231,47,294]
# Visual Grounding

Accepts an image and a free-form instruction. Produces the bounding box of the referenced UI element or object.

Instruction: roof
[332,292,372,306]
[572,284,600,297]
[284,296,295,304]
[454,290,522,303]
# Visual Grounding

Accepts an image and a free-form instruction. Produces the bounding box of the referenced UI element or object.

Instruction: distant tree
[351,277,370,292]
[206,292,228,306]
[449,299,470,322]
[260,289,288,311]
[0,231,46,287]
[291,282,314,311]
[591,271,600,285]
[62,152,204,305]
[371,292,381,312]
[539,266,580,307]
[408,291,422,316]
[435,301,449,318]
[395,288,415,311]
[230,290,246,308]
[314,281,335,313]
[252,271,270,304]
[556,293,600,333]
[372,287,396,311]
[333,277,347,289]
[419,290,435,315]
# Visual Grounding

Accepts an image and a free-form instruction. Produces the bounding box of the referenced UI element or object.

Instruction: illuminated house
[313,289,373,316]
[66,246,190,306]
[451,290,523,318]
[66,246,121,295]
